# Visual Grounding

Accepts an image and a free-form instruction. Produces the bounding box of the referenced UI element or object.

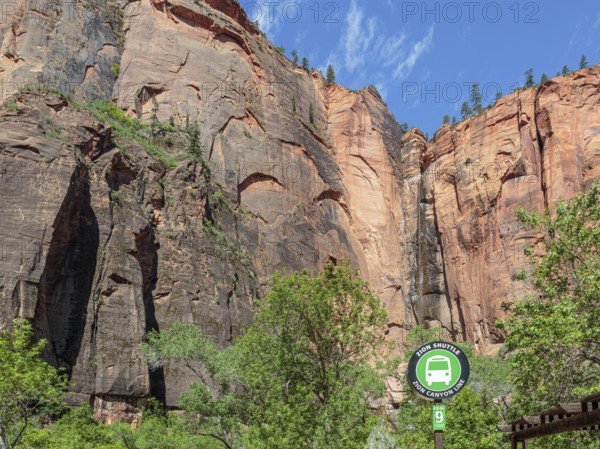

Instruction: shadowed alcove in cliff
[33,166,99,377]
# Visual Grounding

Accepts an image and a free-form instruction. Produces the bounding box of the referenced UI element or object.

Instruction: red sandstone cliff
[0,0,598,416]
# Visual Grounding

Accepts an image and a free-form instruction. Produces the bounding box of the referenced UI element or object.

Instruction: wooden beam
[558,403,583,414]
[512,408,600,441]
[524,416,541,425]
[582,393,600,403]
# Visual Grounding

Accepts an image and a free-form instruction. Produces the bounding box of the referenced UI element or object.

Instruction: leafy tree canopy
[141,262,391,449]
[500,184,600,416]
[0,319,67,449]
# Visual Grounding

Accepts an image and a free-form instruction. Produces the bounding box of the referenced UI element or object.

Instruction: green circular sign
[407,341,470,400]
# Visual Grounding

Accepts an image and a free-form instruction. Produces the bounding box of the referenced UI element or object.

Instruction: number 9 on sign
[432,405,446,431]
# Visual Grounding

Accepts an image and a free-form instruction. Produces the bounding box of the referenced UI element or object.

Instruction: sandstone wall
[0,0,598,415]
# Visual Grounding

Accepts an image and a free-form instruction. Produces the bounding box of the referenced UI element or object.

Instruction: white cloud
[331,0,434,90]
[567,24,580,50]
[248,0,306,38]
[342,1,377,72]
[295,31,307,45]
[393,26,435,79]
[378,34,408,68]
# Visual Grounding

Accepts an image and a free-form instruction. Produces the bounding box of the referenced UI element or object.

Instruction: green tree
[0,319,67,449]
[235,262,389,449]
[444,388,506,449]
[402,325,443,361]
[501,184,600,417]
[109,63,120,79]
[562,65,571,75]
[150,97,159,139]
[302,57,310,71]
[580,54,589,69]
[141,322,243,449]
[291,50,299,64]
[24,405,124,449]
[397,326,511,449]
[442,115,450,125]
[451,116,457,126]
[395,388,506,449]
[524,68,535,88]
[187,122,201,160]
[461,101,473,119]
[22,403,221,449]
[326,64,336,83]
[364,421,397,449]
[470,83,483,114]
[309,103,315,125]
[540,73,549,84]
[141,263,391,449]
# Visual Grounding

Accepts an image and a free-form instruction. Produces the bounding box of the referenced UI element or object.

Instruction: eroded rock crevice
[133,225,165,404]
[33,164,99,375]
[533,91,549,210]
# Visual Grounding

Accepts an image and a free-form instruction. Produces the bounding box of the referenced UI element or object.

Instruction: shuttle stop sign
[408,341,470,400]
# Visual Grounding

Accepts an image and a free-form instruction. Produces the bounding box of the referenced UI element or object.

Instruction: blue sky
[241,0,600,136]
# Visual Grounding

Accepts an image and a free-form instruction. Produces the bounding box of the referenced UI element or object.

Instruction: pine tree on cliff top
[326,64,336,83]
[461,101,473,119]
[470,83,483,114]
[524,68,535,88]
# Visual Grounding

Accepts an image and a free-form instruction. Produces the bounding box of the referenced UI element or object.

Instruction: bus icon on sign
[426,355,451,386]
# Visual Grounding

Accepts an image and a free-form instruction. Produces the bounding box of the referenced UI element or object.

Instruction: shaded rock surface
[0,0,598,416]
[0,90,256,416]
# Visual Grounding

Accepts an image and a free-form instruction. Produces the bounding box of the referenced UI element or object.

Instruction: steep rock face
[423,69,600,346]
[114,0,419,333]
[326,85,413,341]
[398,129,447,334]
[422,88,544,346]
[535,69,600,201]
[0,91,256,418]
[0,0,599,416]
[0,0,123,100]
[0,94,91,327]
[116,0,348,277]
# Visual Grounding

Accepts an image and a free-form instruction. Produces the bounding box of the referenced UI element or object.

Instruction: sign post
[407,341,470,449]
